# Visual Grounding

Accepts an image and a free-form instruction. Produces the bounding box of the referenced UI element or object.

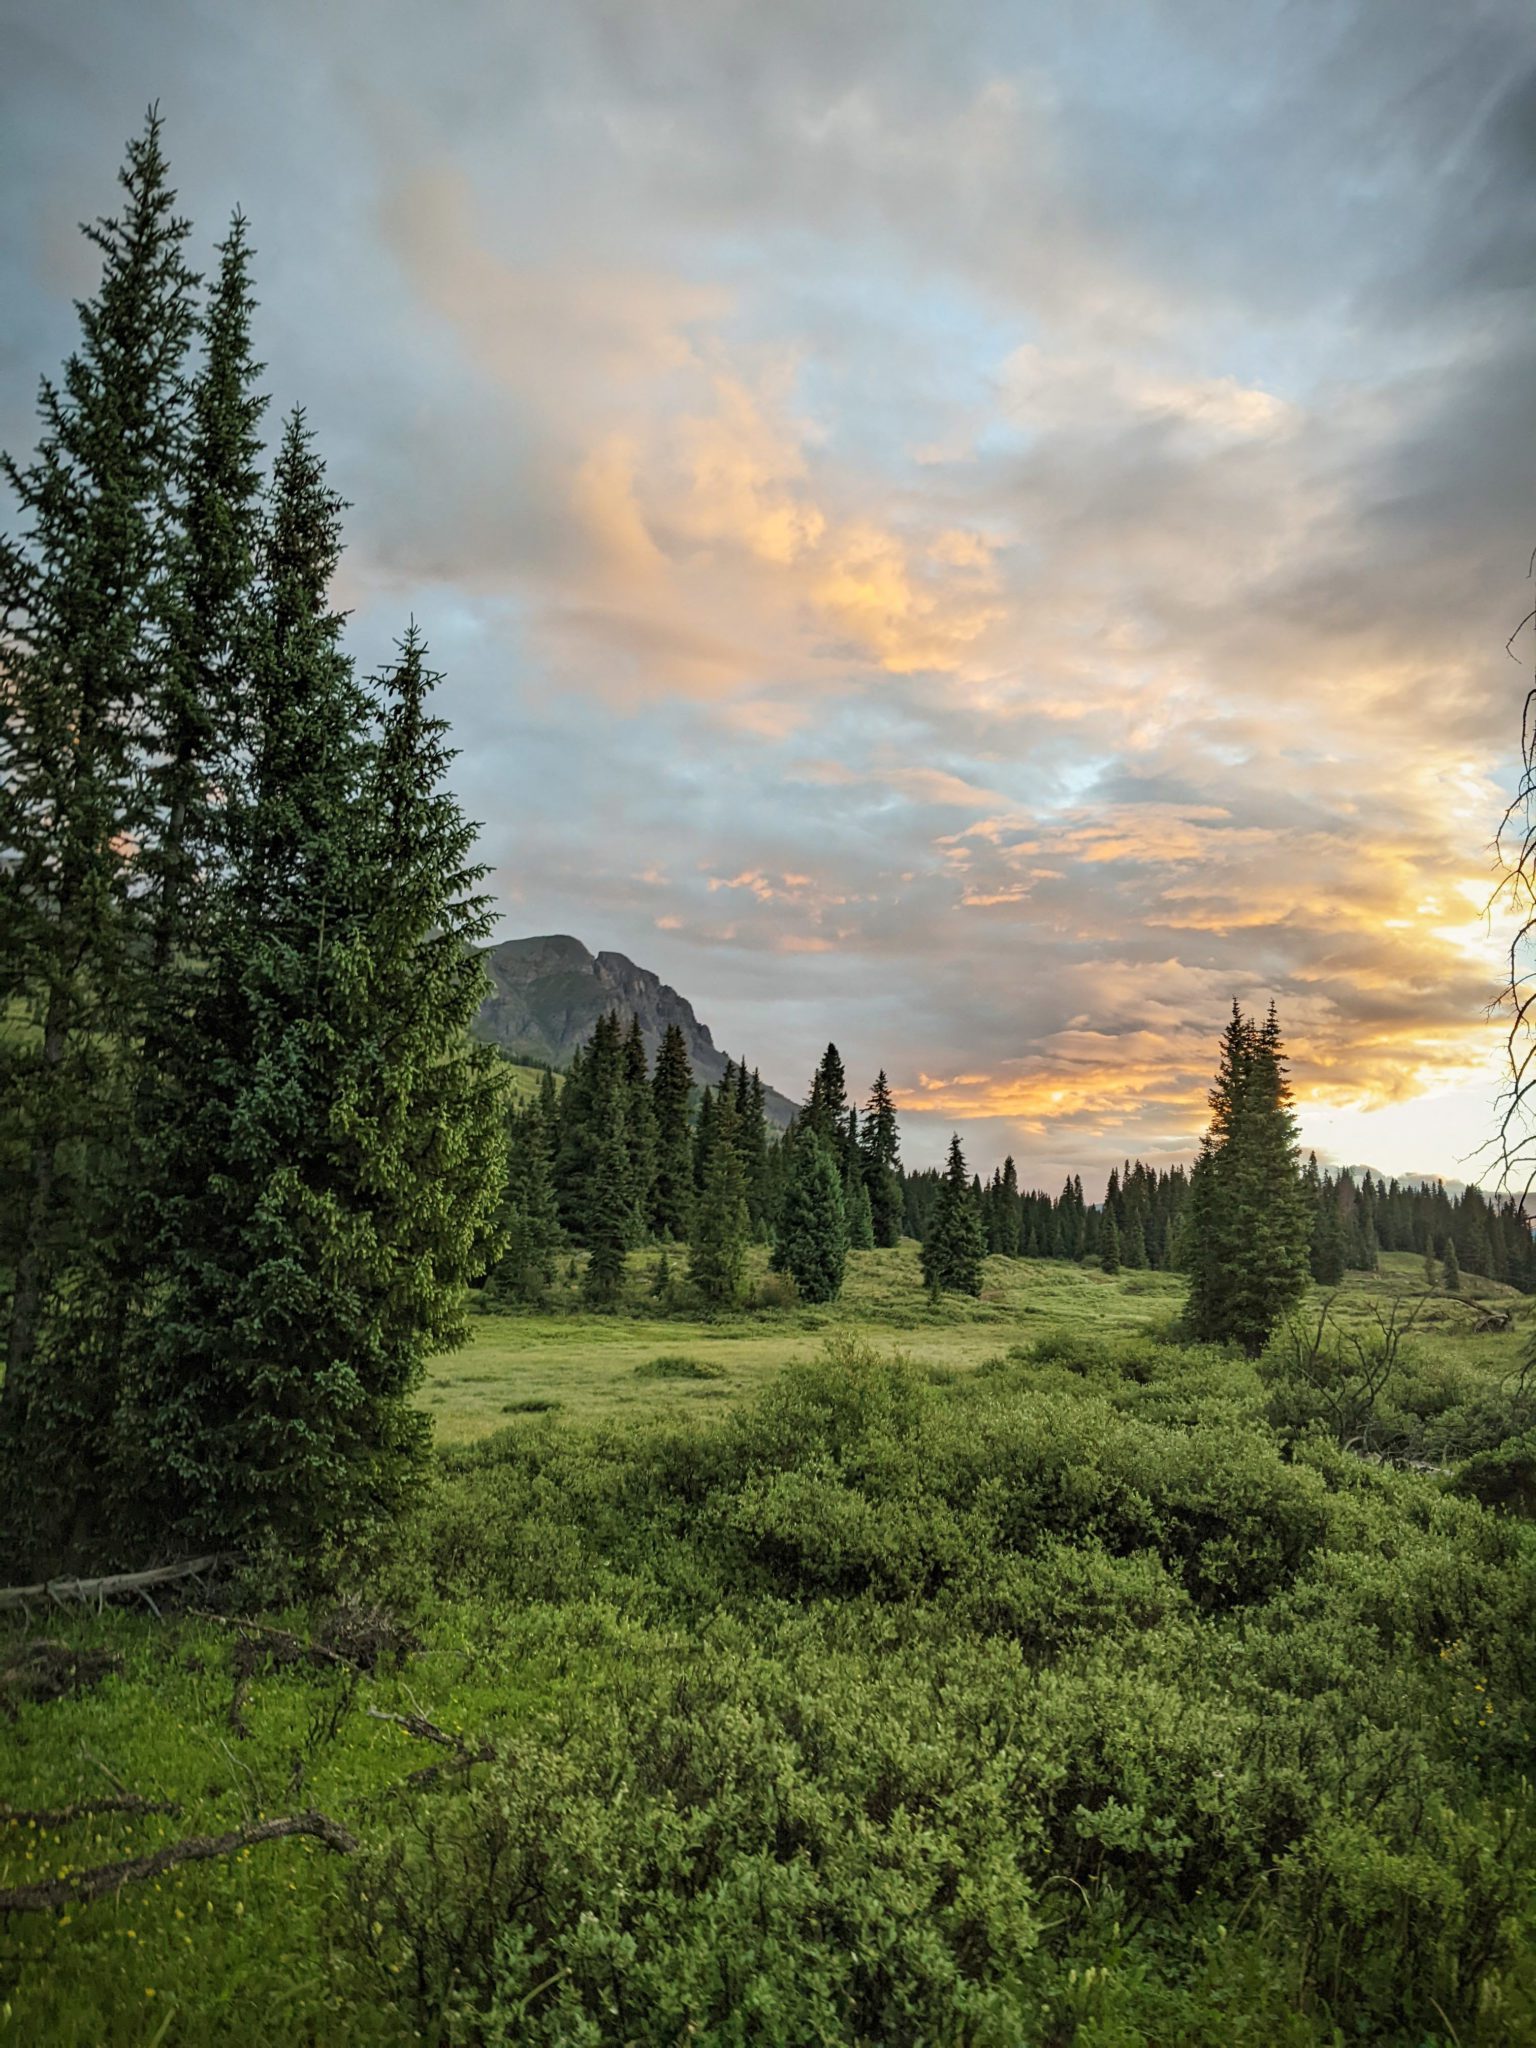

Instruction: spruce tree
[1309,1170,1348,1286]
[743,1068,772,1228]
[0,113,200,1565]
[804,1043,848,1147]
[844,1162,876,1251]
[997,1157,1022,1257]
[1183,1002,1312,1355]
[621,1014,658,1241]
[688,1087,751,1308]
[859,1070,905,1247]
[920,1134,987,1297]
[554,1014,625,1243]
[772,1133,848,1303]
[488,1094,563,1308]
[1100,1215,1121,1274]
[582,1085,632,1309]
[1443,1238,1462,1294]
[650,1022,694,1240]
[127,420,507,1560]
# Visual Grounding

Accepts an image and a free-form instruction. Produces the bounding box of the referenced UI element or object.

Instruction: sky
[4,0,1535,1191]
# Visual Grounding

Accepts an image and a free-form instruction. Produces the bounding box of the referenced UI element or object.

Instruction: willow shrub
[361,1337,1536,2044]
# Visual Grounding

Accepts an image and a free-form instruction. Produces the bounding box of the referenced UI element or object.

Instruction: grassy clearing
[427,1244,1526,1439]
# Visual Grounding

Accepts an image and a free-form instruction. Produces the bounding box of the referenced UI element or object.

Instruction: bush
[633,1354,725,1381]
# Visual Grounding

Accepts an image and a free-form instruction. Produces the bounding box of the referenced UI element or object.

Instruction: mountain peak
[476,934,797,1125]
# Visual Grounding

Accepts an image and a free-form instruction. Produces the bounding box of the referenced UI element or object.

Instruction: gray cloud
[3,0,1532,1182]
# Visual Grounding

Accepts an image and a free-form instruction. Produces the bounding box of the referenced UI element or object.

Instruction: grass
[0,1608,579,2047]
[426,1243,1527,1440]
[4,1245,1530,2043]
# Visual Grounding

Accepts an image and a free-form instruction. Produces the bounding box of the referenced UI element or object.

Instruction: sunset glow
[6,1,1531,1188]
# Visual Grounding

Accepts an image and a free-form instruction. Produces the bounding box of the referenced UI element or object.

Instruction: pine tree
[1309,1169,1348,1286]
[693,1084,717,1198]
[650,1022,694,1241]
[582,1084,632,1309]
[689,1088,751,1308]
[772,1132,848,1303]
[553,1013,624,1243]
[1100,1215,1121,1274]
[859,1070,905,1247]
[920,1134,987,1297]
[143,212,265,978]
[0,114,200,1565]
[126,420,503,1560]
[844,1163,876,1251]
[1443,1238,1462,1294]
[804,1043,848,1147]
[997,1157,1022,1257]
[487,1094,562,1308]
[1183,1002,1312,1355]
[621,1015,657,1242]
[1422,1244,1438,1290]
[743,1068,772,1229]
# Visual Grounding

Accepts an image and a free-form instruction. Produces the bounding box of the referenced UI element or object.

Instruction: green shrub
[633,1353,725,1380]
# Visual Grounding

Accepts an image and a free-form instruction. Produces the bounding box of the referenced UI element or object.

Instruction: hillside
[475,933,798,1124]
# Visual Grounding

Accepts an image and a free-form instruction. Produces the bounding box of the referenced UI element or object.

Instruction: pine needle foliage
[0,111,199,1565]
[1183,1002,1312,1355]
[920,1135,987,1297]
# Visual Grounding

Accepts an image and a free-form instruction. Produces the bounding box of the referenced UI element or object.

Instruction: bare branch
[0,1556,220,1614]
[0,1809,358,1915]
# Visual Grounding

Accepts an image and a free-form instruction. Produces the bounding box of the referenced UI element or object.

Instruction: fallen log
[0,1557,220,1615]
[0,1795,179,1827]
[0,1809,359,1914]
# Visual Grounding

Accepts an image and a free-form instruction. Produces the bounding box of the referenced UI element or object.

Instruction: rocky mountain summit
[475,934,798,1126]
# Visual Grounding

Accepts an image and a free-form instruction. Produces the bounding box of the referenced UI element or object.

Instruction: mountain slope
[475,934,798,1126]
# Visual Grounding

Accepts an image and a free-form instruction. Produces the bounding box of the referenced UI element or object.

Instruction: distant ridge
[474,934,799,1128]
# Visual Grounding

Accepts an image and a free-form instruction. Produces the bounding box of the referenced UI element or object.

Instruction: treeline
[1304,1161,1535,1289]
[510,1000,1536,1339]
[0,118,504,1575]
[903,1158,1190,1271]
[489,1030,910,1309]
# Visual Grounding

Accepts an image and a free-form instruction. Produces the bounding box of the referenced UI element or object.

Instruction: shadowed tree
[0,113,199,1567]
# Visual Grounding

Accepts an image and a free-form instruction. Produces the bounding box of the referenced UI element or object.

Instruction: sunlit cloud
[4,0,1531,1182]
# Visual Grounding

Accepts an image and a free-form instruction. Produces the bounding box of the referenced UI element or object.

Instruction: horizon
[6,1,1534,1191]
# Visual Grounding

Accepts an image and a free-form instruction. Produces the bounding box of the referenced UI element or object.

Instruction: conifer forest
[3,67,1536,2048]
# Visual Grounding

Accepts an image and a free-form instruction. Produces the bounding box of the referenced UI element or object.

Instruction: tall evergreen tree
[689,1087,751,1308]
[741,1067,771,1229]
[996,1157,1022,1257]
[773,1133,848,1303]
[488,1092,563,1308]
[804,1043,848,1147]
[126,421,506,1560]
[582,1085,632,1309]
[1099,1215,1121,1274]
[650,1022,694,1241]
[0,113,200,1565]
[844,1161,876,1251]
[920,1134,987,1297]
[1183,1002,1311,1355]
[621,1014,658,1240]
[1442,1237,1462,1295]
[859,1069,904,1247]
[1308,1165,1348,1286]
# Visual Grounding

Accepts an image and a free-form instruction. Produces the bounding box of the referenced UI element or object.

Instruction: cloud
[3,0,1532,1183]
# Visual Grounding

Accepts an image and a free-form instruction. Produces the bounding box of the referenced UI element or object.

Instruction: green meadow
[5,1247,1534,2046]
[427,1245,1520,1438]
